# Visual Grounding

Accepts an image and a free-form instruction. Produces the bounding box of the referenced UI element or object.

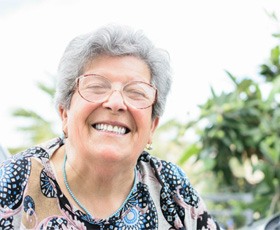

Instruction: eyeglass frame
[74,74,158,109]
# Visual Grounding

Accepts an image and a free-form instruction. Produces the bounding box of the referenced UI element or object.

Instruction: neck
[64,140,137,183]
[56,146,137,219]
[66,153,136,195]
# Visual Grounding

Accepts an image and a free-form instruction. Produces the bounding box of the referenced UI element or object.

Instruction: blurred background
[1,0,280,229]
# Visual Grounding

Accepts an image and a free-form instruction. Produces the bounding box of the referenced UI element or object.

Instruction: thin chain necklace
[62,154,137,220]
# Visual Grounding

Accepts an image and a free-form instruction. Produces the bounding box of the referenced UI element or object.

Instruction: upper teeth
[95,124,126,135]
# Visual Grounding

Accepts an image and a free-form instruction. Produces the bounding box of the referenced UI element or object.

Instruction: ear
[148,116,160,144]
[59,105,68,137]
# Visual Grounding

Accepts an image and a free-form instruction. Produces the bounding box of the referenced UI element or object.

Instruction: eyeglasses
[75,74,157,109]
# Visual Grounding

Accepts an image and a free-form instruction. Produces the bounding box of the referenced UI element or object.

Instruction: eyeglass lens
[78,75,156,109]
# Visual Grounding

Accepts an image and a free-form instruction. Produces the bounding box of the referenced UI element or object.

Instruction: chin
[93,146,128,162]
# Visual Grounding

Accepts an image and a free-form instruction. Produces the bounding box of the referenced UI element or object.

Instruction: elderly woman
[0,25,219,229]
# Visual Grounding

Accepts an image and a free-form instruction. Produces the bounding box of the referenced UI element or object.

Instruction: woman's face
[60,55,159,165]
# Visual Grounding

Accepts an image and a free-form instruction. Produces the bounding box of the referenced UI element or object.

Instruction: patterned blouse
[0,137,219,229]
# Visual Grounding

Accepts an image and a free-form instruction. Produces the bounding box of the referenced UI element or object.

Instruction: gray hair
[55,24,172,118]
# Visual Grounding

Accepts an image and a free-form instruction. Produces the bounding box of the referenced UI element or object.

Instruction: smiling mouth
[92,123,130,135]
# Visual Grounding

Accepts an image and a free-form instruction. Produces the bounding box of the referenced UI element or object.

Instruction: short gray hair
[55,24,172,118]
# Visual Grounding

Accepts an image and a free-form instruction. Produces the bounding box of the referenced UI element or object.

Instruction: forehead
[83,55,151,83]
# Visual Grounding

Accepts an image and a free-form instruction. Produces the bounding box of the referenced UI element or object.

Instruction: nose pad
[103,90,127,111]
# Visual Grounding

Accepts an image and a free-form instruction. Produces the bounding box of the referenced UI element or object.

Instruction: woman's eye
[85,83,109,93]
[126,89,147,99]
[88,84,103,89]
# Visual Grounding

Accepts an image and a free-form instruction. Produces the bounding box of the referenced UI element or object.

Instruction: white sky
[0,0,279,148]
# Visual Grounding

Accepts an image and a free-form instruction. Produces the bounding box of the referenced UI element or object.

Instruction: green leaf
[178,144,201,165]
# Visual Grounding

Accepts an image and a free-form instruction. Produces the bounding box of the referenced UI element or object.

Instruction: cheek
[134,109,154,132]
[66,101,95,131]
[70,94,97,117]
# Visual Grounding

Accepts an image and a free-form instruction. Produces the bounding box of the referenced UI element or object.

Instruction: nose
[102,90,128,112]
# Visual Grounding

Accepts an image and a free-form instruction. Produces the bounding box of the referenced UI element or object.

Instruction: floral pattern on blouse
[0,138,219,229]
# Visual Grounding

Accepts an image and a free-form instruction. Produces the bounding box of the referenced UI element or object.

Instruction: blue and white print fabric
[0,138,219,229]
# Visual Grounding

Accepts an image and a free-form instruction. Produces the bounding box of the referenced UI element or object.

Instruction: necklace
[62,154,137,220]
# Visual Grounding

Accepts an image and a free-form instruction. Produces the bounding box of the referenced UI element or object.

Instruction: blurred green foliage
[176,14,280,228]
[9,77,58,154]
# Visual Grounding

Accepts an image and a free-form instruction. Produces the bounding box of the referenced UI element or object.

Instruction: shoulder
[138,152,220,229]
[138,152,198,203]
[0,138,62,211]
[2,137,62,163]
[137,152,220,229]
[138,151,190,185]
[0,150,32,212]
